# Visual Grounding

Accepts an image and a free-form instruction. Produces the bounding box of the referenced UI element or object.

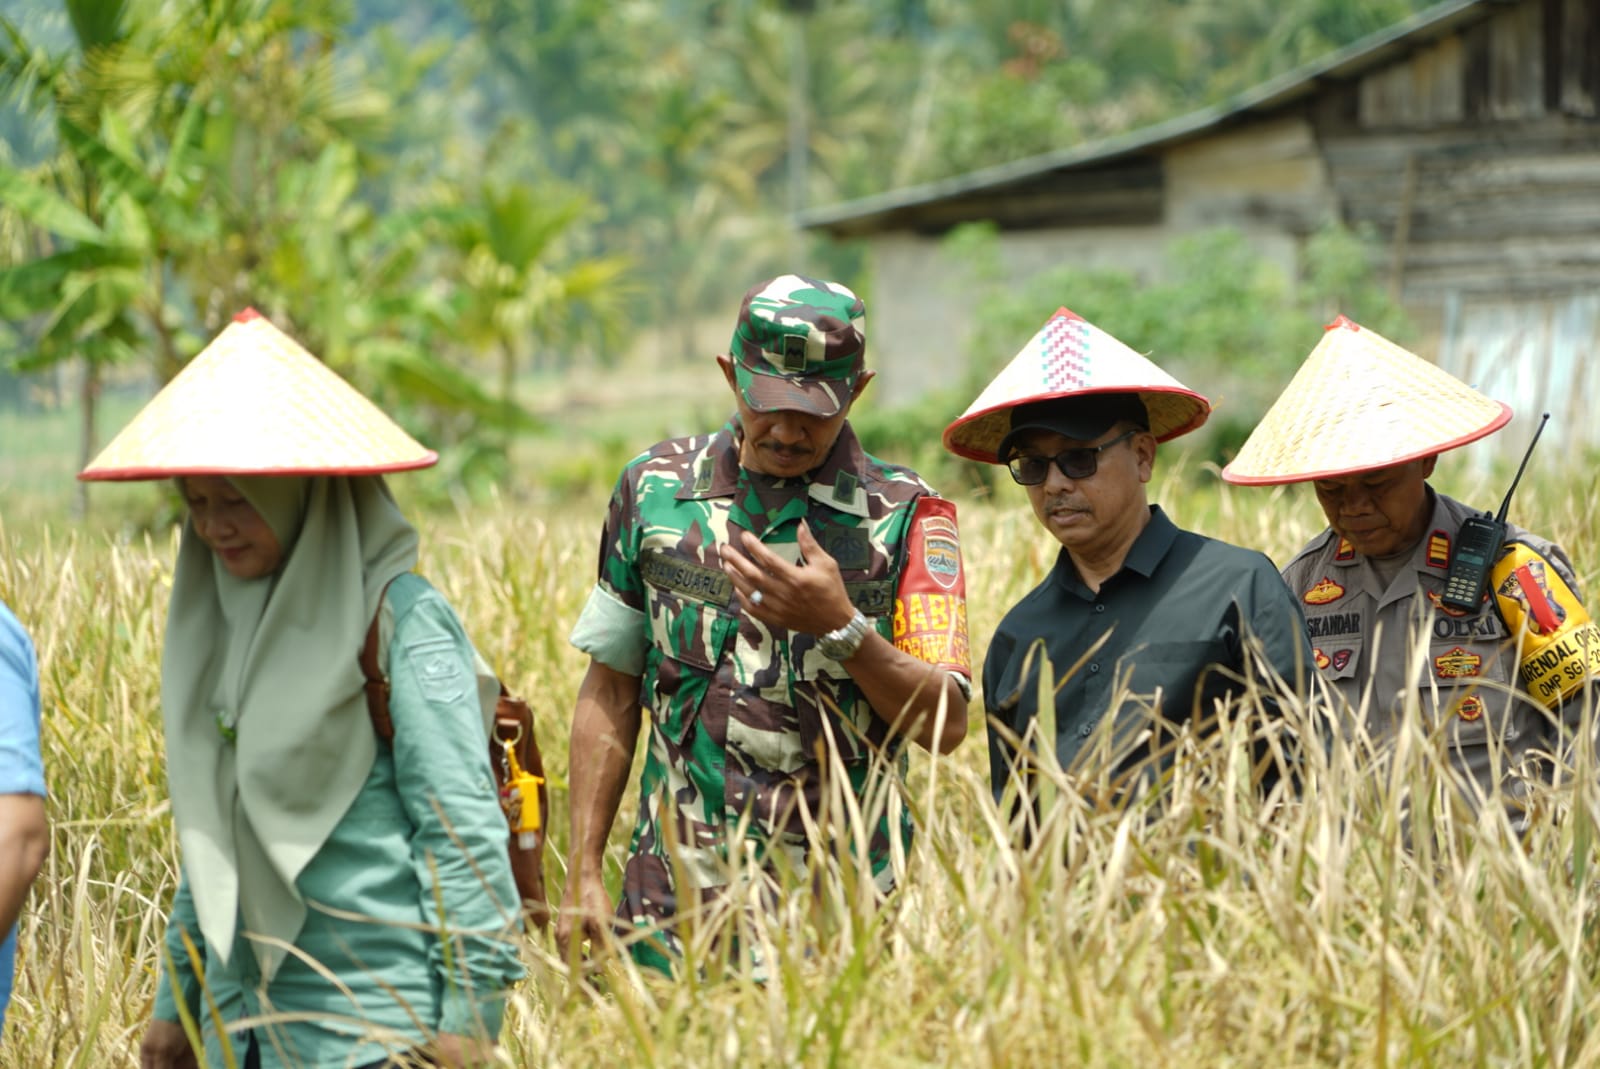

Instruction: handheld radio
[1439,412,1549,612]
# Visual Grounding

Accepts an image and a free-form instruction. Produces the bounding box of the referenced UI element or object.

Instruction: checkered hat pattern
[1220,315,1512,485]
[942,307,1211,464]
[80,309,437,481]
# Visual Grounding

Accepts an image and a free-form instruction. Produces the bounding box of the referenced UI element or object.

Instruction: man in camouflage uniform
[1224,317,1599,824]
[558,275,971,974]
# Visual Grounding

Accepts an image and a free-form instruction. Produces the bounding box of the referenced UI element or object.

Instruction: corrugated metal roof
[799,0,1505,234]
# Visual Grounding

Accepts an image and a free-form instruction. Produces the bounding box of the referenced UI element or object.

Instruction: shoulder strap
[360,573,432,743]
[361,577,399,742]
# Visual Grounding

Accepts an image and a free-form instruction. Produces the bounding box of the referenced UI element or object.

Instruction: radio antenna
[1495,412,1549,525]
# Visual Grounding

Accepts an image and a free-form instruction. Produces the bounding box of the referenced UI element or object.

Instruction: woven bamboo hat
[1220,315,1511,485]
[942,307,1210,464]
[79,309,437,481]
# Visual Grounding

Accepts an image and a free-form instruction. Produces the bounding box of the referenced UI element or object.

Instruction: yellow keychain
[500,738,544,849]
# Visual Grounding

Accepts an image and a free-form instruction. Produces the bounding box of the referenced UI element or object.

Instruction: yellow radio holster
[1491,541,1600,708]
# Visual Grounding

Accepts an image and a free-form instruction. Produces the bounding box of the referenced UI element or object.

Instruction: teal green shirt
[154,584,524,1068]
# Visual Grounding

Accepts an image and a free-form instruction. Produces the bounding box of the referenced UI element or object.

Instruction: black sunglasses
[1006,429,1138,486]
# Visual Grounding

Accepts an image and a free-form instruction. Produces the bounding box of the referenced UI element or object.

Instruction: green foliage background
[2,0,1440,511]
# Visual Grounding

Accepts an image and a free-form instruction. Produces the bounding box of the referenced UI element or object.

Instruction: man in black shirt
[943,308,1314,807]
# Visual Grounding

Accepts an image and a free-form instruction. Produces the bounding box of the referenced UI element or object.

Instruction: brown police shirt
[1281,487,1587,814]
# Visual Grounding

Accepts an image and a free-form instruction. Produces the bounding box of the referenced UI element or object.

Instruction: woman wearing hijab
[82,311,524,1069]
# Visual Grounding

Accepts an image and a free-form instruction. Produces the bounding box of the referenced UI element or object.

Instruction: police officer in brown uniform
[1224,317,1600,823]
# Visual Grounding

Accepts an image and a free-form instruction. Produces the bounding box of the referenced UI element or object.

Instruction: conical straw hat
[942,308,1210,463]
[1220,315,1511,485]
[80,309,437,481]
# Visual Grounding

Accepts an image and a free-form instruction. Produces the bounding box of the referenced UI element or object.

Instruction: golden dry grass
[2,449,1598,1068]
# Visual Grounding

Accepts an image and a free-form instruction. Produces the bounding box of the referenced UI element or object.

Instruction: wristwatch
[817,608,872,661]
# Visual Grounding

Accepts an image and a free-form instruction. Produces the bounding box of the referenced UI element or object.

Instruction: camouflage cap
[729,275,866,418]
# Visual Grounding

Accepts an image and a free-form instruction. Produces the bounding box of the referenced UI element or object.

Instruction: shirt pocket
[1421,637,1519,744]
[645,652,715,747]
[791,641,876,765]
[641,555,734,746]
[1119,640,1224,718]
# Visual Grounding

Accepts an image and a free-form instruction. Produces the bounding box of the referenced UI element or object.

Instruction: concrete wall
[1165,116,1337,239]
[864,226,1185,408]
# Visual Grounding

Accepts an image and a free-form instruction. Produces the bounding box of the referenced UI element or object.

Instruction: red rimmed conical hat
[79,309,437,482]
[942,307,1211,464]
[1220,315,1511,486]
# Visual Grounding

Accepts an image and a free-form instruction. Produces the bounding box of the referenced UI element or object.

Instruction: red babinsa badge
[892,497,970,676]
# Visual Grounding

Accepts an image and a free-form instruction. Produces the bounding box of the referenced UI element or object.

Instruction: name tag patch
[1433,615,1498,640]
[1308,611,1359,639]
[641,549,733,605]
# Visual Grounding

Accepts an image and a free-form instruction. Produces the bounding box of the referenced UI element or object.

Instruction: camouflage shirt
[570,418,969,971]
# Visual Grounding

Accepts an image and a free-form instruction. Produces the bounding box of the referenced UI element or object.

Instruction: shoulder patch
[891,496,969,676]
[1426,530,1450,570]
[1497,557,1566,635]
[404,636,469,703]
[919,511,962,592]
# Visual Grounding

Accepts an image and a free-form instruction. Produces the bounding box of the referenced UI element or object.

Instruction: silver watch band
[817,608,871,660]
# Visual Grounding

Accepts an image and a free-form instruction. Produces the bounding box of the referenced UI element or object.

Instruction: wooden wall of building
[1312,0,1600,454]
[823,0,1600,453]
[1320,0,1600,300]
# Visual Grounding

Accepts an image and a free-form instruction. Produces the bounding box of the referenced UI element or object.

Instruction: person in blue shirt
[0,598,49,1041]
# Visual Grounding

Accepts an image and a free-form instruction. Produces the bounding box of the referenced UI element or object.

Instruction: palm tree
[714,3,901,208]
[0,0,172,513]
[432,177,632,482]
[0,0,474,505]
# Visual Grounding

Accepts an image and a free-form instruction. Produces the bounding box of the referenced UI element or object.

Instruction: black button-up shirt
[983,506,1313,799]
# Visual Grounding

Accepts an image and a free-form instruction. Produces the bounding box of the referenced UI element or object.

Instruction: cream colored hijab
[161,475,418,980]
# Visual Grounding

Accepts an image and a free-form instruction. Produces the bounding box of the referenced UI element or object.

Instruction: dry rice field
[2,452,1599,1068]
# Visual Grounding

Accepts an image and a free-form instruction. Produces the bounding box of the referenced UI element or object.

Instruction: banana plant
[429,178,632,484]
